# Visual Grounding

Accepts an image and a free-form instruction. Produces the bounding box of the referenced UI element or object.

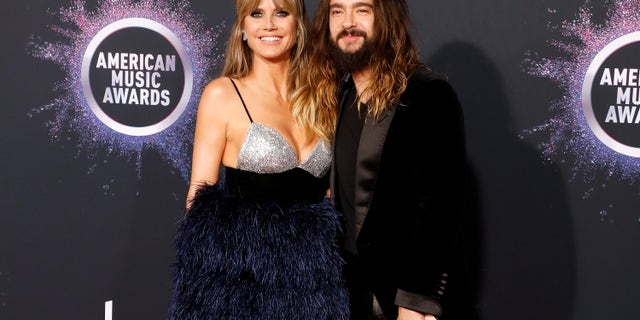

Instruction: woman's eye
[275,10,290,17]
[250,11,263,18]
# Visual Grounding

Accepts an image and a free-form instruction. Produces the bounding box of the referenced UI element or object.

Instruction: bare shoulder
[200,77,236,104]
[197,77,239,118]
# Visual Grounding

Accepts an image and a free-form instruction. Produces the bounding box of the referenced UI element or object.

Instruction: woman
[167,0,348,319]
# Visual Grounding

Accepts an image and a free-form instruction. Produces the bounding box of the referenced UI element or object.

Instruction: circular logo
[81,18,193,136]
[583,31,640,157]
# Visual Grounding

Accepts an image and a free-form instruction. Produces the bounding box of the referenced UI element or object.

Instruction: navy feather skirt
[168,167,349,319]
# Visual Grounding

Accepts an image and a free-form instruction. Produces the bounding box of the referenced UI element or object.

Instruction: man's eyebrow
[354,2,374,8]
[329,2,374,9]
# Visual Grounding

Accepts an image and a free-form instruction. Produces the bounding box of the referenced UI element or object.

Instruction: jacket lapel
[329,77,354,205]
[353,105,396,239]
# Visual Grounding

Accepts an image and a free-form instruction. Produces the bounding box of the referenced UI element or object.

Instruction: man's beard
[329,29,375,73]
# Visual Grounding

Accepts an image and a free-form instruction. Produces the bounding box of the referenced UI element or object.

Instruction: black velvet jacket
[331,68,466,317]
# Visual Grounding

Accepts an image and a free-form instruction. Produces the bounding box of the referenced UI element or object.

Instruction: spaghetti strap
[229,78,253,123]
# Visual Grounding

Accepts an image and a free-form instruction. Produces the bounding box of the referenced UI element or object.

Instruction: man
[307,0,466,319]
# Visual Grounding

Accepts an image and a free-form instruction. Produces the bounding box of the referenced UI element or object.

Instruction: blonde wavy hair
[222,0,333,142]
[297,0,426,132]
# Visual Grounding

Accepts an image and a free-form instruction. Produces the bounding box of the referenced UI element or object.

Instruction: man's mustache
[337,29,367,40]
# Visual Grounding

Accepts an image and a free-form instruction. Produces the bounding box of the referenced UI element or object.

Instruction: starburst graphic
[524,0,640,183]
[28,0,223,181]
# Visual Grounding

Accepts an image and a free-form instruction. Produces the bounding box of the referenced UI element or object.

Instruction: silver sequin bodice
[236,123,331,178]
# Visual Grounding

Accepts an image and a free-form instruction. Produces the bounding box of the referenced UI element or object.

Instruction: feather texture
[168,180,349,320]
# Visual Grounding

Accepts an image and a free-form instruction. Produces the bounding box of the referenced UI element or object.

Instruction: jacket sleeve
[394,74,466,317]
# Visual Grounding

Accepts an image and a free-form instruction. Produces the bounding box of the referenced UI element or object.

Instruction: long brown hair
[223,0,333,142]
[300,0,425,129]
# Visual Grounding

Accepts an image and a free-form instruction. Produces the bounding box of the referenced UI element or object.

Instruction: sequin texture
[237,123,331,178]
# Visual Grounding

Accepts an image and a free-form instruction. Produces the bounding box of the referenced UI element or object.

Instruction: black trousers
[343,252,398,320]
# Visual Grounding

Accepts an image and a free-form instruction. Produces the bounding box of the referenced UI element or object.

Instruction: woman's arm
[185,78,231,209]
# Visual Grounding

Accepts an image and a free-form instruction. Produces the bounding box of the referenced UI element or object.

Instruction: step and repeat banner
[2,0,640,319]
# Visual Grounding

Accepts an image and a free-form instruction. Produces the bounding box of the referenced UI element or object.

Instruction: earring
[242,30,248,41]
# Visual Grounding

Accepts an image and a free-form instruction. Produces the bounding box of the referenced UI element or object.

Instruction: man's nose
[342,11,356,28]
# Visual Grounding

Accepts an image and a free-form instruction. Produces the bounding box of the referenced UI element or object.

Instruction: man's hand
[397,306,437,320]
